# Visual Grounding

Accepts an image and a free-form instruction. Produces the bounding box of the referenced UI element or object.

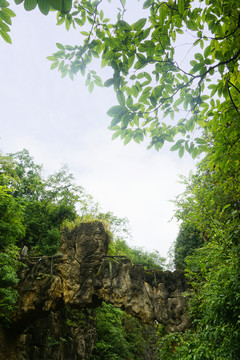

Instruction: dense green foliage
[14,0,72,15]
[159,99,240,357]
[0,0,15,44]
[173,223,203,270]
[0,162,25,322]
[45,0,240,159]
[109,237,166,270]
[0,0,72,44]
[92,302,160,360]
[1,150,79,255]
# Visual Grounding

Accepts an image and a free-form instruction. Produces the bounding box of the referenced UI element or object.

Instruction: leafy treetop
[44,0,240,160]
[4,0,240,162]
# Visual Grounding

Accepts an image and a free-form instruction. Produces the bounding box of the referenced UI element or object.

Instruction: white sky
[0,1,197,258]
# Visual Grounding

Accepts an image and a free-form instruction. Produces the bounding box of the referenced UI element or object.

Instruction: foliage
[0,244,22,323]
[173,222,203,270]
[14,0,72,15]
[109,237,166,270]
[158,242,240,359]
[0,171,25,322]
[158,90,240,358]
[92,302,159,360]
[0,176,25,250]
[92,302,132,360]
[45,0,239,159]
[0,150,79,255]
[65,305,92,328]
[0,0,15,43]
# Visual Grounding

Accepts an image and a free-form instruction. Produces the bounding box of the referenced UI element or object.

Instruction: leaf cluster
[159,86,240,357]
[92,302,160,360]
[14,0,72,15]
[0,0,15,43]
[47,0,239,158]
[108,237,166,270]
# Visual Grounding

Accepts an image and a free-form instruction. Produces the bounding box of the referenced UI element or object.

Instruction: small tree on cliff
[173,222,203,270]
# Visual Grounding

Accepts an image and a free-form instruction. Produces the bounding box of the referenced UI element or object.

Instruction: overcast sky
[0,1,197,258]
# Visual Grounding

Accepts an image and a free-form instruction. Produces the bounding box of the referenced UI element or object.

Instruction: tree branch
[227,82,240,114]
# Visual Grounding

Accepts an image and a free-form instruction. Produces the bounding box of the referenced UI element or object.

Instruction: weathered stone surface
[95,259,188,332]
[0,221,189,360]
[0,308,96,360]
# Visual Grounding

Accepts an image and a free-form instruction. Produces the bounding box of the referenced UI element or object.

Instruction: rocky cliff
[0,221,189,360]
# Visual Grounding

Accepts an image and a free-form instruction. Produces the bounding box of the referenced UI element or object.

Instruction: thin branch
[227,82,240,114]
[119,0,126,19]
[228,81,240,94]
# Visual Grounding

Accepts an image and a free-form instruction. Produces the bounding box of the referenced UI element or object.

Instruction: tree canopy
[159,84,240,357]
[3,1,239,161]
[45,0,240,159]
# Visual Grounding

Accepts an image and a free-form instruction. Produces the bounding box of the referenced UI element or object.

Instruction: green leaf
[117,20,131,31]
[50,61,59,70]
[56,42,65,50]
[174,97,184,107]
[143,0,152,9]
[170,139,184,151]
[112,131,121,140]
[159,4,166,26]
[0,28,11,43]
[38,0,50,15]
[128,54,135,68]
[195,138,206,145]
[104,78,114,87]
[178,0,185,14]
[107,106,127,117]
[88,82,94,93]
[65,17,70,31]
[0,9,11,24]
[0,0,10,7]
[117,91,125,107]
[110,116,122,127]
[56,16,65,25]
[124,133,132,145]
[194,53,203,61]
[0,20,10,32]
[3,7,16,16]
[23,0,37,11]
[62,0,72,13]
[50,0,62,11]
[46,55,56,61]
[178,146,185,158]
[204,45,211,58]
[136,53,147,64]
[14,0,24,4]
[133,18,147,31]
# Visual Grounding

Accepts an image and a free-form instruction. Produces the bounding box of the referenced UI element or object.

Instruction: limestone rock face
[0,221,189,360]
[95,259,188,332]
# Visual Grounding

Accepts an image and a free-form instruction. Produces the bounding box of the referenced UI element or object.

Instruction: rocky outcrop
[0,221,189,360]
